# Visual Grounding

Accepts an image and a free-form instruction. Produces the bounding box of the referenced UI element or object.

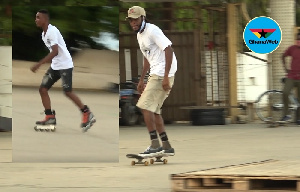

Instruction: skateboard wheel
[150,159,154,164]
[51,127,56,132]
[163,159,168,164]
[131,161,135,166]
[34,126,38,131]
[144,161,149,166]
[45,128,50,132]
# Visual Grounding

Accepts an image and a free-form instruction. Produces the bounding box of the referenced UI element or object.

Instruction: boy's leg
[39,87,51,110]
[282,78,294,118]
[142,109,160,148]
[136,75,175,156]
[60,68,95,128]
[295,80,300,123]
[37,67,60,124]
[153,76,174,154]
[64,91,85,109]
[59,68,84,109]
[136,75,164,156]
[40,67,60,110]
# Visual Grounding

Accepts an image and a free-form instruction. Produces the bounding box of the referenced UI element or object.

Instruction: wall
[237,52,268,103]
[0,46,12,131]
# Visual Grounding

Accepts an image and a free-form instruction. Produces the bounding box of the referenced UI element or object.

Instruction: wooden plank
[227,4,238,123]
[173,160,300,178]
[233,179,249,190]
[130,35,138,79]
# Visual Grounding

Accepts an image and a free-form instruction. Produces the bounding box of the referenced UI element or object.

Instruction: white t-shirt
[137,23,177,77]
[42,24,73,70]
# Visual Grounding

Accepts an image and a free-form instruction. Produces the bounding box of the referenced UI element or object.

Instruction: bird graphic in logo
[249,29,276,39]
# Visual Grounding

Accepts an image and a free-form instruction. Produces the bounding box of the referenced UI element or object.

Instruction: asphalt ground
[12,87,119,163]
[1,121,300,191]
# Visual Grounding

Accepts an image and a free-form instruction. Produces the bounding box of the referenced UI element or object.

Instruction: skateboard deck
[126,153,168,166]
[34,124,56,132]
[267,120,289,128]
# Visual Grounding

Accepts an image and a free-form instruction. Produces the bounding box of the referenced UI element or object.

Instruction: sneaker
[278,115,291,123]
[162,147,175,156]
[138,146,163,158]
[36,110,56,125]
[81,111,95,128]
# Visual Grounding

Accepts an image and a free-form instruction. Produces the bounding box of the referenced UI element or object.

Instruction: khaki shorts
[136,75,175,114]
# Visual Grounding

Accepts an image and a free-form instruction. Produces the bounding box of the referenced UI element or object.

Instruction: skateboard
[34,124,56,132]
[126,153,168,166]
[266,120,293,128]
[82,118,96,132]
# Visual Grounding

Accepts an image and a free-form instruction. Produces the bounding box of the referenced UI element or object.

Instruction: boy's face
[35,12,47,27]
[128,17,142,32]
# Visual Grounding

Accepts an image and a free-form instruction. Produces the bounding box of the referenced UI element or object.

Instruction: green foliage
[12,0,119,6]
[174,1,199,31]
[120,1,201,32]
[0,3,12,46]
[245,0,268,18]
[297,1,300,27]
[12,6,118,61]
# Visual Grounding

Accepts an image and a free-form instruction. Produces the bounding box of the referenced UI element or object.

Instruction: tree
[0,2,12,46]
[12,0,119,6]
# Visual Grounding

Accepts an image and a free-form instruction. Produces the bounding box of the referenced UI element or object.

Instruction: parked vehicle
[119,78,141,126]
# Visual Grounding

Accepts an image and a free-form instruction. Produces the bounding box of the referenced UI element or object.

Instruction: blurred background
[12,5,119,90]
[13,6,119,61]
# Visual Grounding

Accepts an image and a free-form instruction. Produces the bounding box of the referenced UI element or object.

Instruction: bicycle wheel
[255,90,283,122]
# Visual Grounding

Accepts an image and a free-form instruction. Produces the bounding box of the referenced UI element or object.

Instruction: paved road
[1,122,300,191]
[12,87,119,163]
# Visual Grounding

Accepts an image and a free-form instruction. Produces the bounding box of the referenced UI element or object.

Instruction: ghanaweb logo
[243,16,282,54]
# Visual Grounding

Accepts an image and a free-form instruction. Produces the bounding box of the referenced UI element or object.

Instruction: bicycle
[255,78,300,124]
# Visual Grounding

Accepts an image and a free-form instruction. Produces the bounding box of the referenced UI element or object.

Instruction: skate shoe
[81,111,96,132]
[36,110,56,125]
[138,146,163,158]
[162,147,175,157]
[278,115,291,123]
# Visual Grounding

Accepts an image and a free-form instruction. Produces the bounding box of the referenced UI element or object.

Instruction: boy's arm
[30,44,58,72]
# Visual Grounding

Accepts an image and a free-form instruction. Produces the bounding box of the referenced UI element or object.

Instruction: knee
[64,91,72,97]
[154,114,163,123]
[39,87,48,95]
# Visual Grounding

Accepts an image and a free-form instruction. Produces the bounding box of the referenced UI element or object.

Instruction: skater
[31,9,95,131]
[280,32,300,125]
[126,6,177,157]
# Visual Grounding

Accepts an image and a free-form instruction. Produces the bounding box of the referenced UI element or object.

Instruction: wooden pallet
[171,159,300,192]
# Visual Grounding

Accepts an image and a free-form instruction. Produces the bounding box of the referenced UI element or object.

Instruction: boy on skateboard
[126,6,177,157]
[31,9,95,132]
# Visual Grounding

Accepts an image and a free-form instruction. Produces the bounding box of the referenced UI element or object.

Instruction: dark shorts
[40,67,73,92]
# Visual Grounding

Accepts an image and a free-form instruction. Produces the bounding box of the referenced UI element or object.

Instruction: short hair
[37,9,50,19]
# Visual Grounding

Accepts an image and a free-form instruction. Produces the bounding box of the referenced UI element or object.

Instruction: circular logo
[243,16,282,54]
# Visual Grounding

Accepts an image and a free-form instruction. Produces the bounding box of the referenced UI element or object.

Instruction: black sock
[45,109,52,115]
[149,130,158,140]
[81,105,89,113]
[159,132,168,142]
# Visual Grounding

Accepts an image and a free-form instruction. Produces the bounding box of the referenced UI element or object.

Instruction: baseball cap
[126,6,146,19]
